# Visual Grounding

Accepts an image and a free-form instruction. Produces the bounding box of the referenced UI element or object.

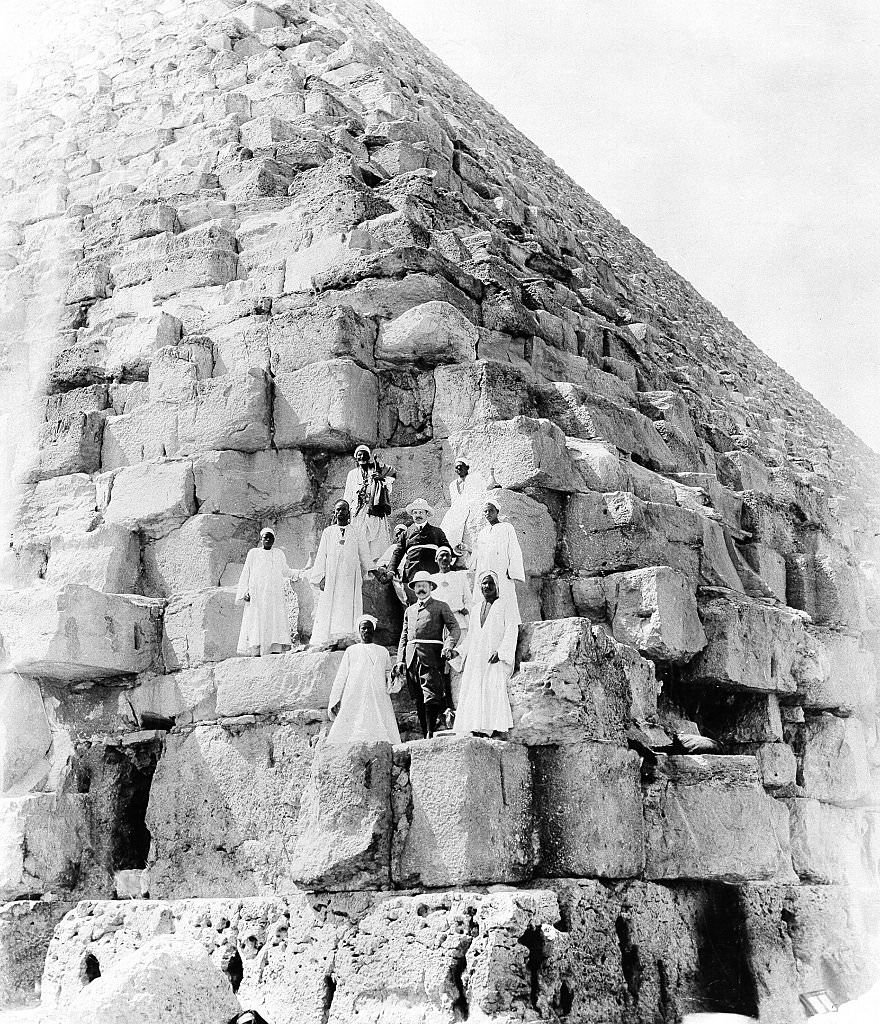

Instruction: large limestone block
[786,536,867,629]
[798,713,870,805]
[739,883,880,1024]
[562,491,702,578]
[267,303,375,371]
[0,793,91,900]
[27,410,104,482]
[603,566,707,663]
[393,736,533,887]
[532,742,645,877]
[104,460,195,536]
[787,798,872,884]
[162,589,242,671]
[0,585,160,681]
[538,380,678,471]
[176,369,271,453]
[309,271,482,323]
[686,594,805,694]
[214,649,343,717]
[142,514,257,597]
[643,755,794,882]
[151,225,238,299]
[513,618,657,743]
[0,900,73,1008]
[45,525,139,593]
[146,720,321,896]
[432,359,536,438]
[449,416,572,491]
[193,448,312,518]
[794,626,877,712]
[0,674,51,795]
[566,438,678,504]
[274,358,379,451]
[10,474,98,544]
[100,399,179,469]
[123,665,218,727]
[59,935,240,1024]
[290,741,393,890]
[376,300,478,366]
[461,488,556,577]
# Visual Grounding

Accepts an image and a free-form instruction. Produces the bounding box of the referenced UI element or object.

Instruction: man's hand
[328,705,338,721]
[441,647,454,661]
[243,593,250,602]
[392,662,406,679]
[487,651,499,664]
[460,608,469,617]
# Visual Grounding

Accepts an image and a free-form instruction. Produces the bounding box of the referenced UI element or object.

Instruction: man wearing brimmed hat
[394,570,460,738]
[390,497,452,591]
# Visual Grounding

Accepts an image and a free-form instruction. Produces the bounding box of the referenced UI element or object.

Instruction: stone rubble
[0,0,878,1020]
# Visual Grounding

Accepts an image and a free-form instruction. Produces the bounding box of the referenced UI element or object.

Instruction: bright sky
[381,0,880,453]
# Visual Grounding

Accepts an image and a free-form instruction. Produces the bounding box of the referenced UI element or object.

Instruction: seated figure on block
[326,614,402,744]
[394,571,460,739]
[439,457,483,556]
[235,527,302,656]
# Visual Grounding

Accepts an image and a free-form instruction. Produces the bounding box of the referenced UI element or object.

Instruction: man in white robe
[343,444,396,566]
[470,497,525,609]
[439,458,483,554]
[308,499,373,649]
[326,614,402,744]
[236,527,301,656]
[454,570,520,737]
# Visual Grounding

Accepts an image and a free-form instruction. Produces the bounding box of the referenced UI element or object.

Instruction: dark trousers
[405,648,447,738]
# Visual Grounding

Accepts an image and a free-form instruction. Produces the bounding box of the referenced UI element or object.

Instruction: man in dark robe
[394,571,460,738]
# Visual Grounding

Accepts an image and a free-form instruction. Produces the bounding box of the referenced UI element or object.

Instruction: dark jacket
[397,596,461,667]
[390,522,451,581]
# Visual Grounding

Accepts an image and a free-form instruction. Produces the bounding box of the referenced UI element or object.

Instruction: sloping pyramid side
[0,1,879,1022]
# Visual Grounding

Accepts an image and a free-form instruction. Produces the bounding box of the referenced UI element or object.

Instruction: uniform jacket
[397,596,461,667]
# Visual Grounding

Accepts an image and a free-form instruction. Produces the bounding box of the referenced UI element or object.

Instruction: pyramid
[1,0,879,1020]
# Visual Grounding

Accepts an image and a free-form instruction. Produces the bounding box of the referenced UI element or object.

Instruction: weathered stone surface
[176,369,271,453]
[431,359,535,438]
[104,460,195,536]
[787,535,867,629]
[193,448,312,518]
[794,626,877,712]
[603,565,707,663]
[687,594,806,694]
[45,525,139,593]
[0,900,74,1008]
[643,754,794,881]
[797,713,870,805]
[566,437,677,504]
[513,618,657,743]
[0,585,160,681]
[58,935,240,1024]
[786,798,873,884]
[532,741,645,877]
[161,588,241,671]
[739,882,880,1024]
[0,675,51,796]
[274,358,379,451]
[213,649,342,717]
[146,719,322,897]
[267,303,375,371]
[291,741,393,890]
[393,736,533,887]
[27,411,104,482]
[376,300,478,366]
[563,491,701,578]
[142,514,257,597]
[10,474,98,545]
[449,416,572,491]
[0,794,92,900]
[100,399,179,469]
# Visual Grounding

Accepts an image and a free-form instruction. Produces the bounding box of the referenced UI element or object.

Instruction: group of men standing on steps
[234,446,526,742]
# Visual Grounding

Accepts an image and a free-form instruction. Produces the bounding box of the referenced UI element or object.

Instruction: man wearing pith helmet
[394,570,460,738]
